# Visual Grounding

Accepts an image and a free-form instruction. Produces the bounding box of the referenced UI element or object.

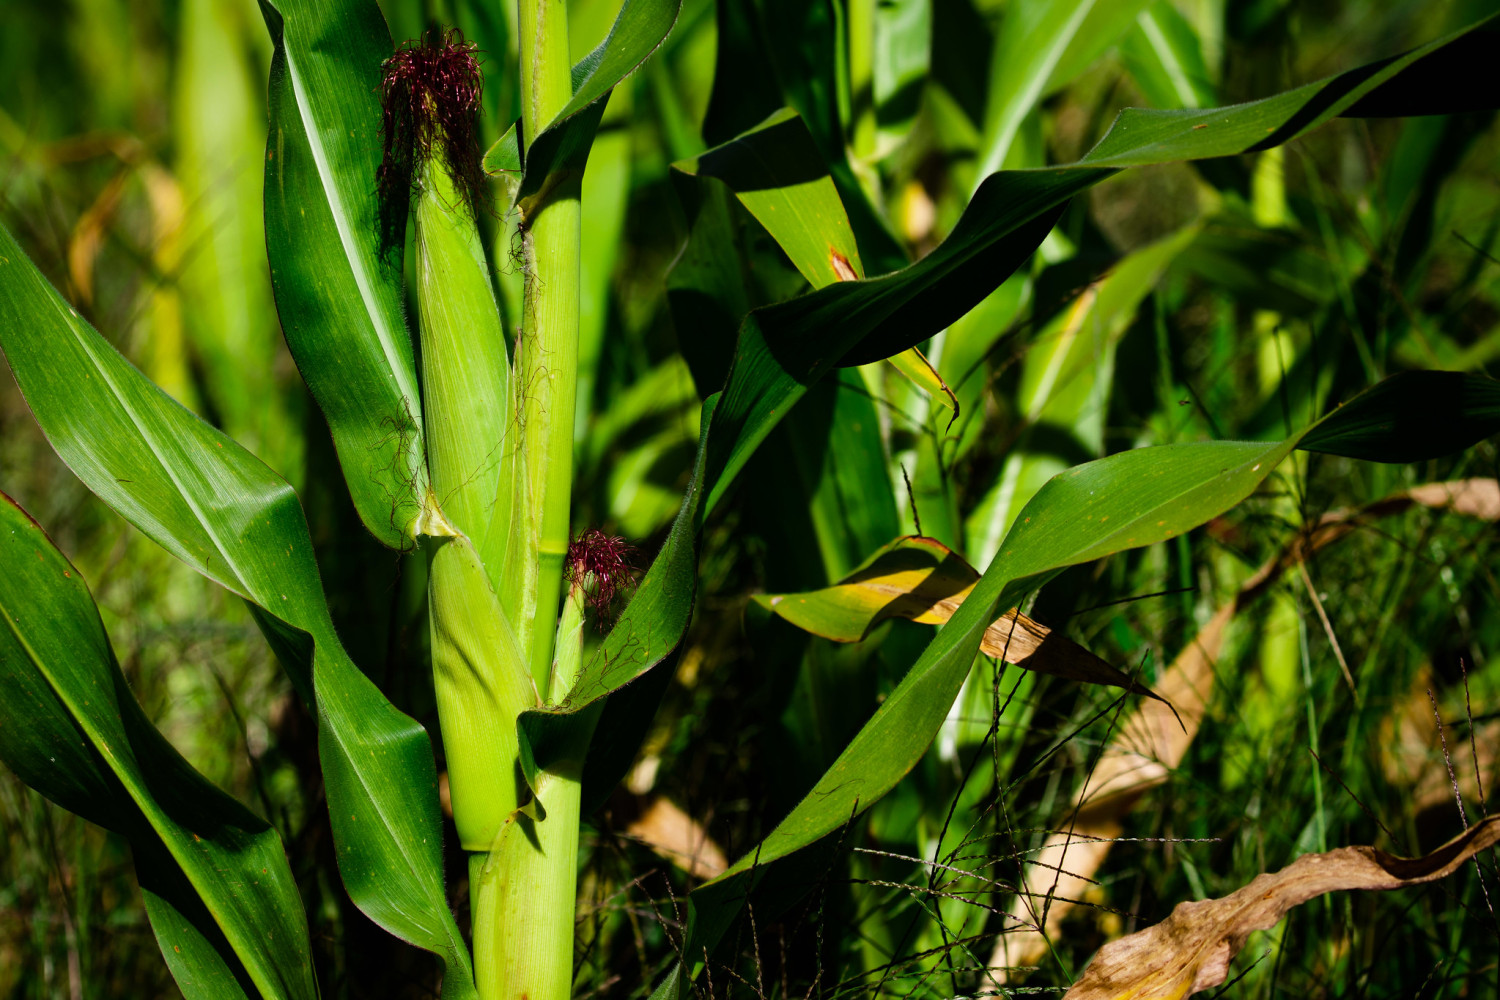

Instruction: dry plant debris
[1061,816,1500,1000]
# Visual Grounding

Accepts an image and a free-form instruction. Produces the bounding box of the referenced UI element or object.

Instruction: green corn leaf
[675,107,865,288]
[519,14,1500,829]
[675,111,951,413]
[755,535,1153,696]
[1120,0,1217,109]
[515,396,715,799]
[260,0,427,548]
[872,0,931,151]
[0,222,479,1000]
[966,223,1200,562]
[658,369,1500,986]
[976,0,1109,179]
[508,0,682,218]
[174,0,291,474]
[700,13,1500,519]
[577,85,635,442]
[702,0,907,273]
[1041,0,1158,99]
[0,492,314,1000]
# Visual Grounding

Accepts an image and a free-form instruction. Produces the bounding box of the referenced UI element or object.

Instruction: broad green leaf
[701,189,1064,517]
[976,0,1101,180]
[671,117,906,582]
[0,223,478,1000]
[658,370,1500,985]
[1120,0,1216,109]
[0,492,313,1000]
[577,85,635,439]
[699,14,1500,520]
[675,109,949,415]
[789,369,904,581]
[1300,370,1500,463]
[558,16,1500,843]
[174,0,293,476]
[675,108,865,287]
[260,0,426,547]
[967,223,1199,562]
[756,535,1154,695]
[511,0,682,217]
[516,396,716,796]
[534,16,1500,955]
[872,0,931,151]
[701,0,907,273]
[1041,0,1157,98]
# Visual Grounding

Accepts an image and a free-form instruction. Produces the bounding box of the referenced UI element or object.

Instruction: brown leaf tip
[830,248,859,282]
[566,529,638,616]
[379,28,488,222]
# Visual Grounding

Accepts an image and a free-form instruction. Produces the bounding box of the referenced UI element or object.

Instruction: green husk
[415,145,532,851]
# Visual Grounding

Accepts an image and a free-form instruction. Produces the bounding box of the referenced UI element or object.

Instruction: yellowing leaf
[755,536,1155,696]
[886,345,959,415]
[1062,816,1500,1000]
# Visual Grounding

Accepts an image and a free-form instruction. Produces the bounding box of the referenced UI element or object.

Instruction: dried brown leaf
[625,797,727,881]
[1063,816,1500,1000]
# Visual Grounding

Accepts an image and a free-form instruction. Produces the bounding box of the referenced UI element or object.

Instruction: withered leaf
[1062,816,1500,1000]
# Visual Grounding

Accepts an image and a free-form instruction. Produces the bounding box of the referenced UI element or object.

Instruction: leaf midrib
[281,43,422,419]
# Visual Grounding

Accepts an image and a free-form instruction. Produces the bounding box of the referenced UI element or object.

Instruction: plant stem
[472,590,592,1000]
[468,4,585,998]
[515,0,580,695]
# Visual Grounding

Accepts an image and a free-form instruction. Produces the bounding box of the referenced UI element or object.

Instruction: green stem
[469,4,586,999]
[472,590,592,1000]
[515,0,580,695]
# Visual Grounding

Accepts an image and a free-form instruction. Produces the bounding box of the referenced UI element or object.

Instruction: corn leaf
[674,108,865,288]
[0,223,478,1000]
[1119,0,1216,109]
[260,0,426,547]
[700,13,1500,518]
[755,535,1153,696]
[966,223,1200,562]
[661,370,1500,986]
[871,0,930,151]
[0,492,314,1000]
[533,14,1500,846]
[511,0,682,218]
[673,109,952,414]
[975,0,1138,181]
[1063,817,1500,1000]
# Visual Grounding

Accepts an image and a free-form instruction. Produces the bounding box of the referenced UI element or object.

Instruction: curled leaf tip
[378,28,488,221]
[566,529,638,616]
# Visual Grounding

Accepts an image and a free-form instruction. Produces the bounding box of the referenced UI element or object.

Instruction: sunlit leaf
[756,536,1152,695]
[260,0,427,546]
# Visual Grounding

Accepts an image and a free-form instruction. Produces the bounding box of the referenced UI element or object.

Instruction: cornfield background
[2,0,1499,997]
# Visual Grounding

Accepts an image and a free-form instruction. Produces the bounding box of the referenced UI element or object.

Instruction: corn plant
[2,1,1499,998]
